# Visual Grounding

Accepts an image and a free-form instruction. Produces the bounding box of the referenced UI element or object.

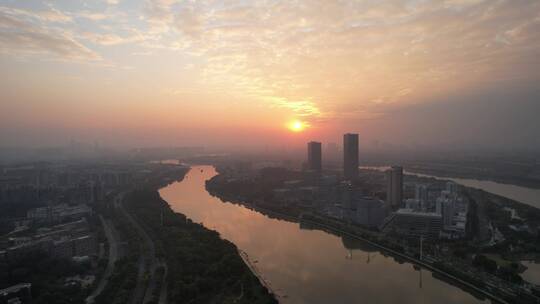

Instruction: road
[252,202,523,303]
[158,263,168,304]
[117,197,154,304]
[85,215,119,304]
[299,217,511,304]
[86,190,170,304]
[118,194,171,304]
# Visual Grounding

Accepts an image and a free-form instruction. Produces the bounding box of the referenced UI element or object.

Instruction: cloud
[130,0,539,124]
[269,97,322,118]
[174,5,203,38]
[0,8,100,61]
[76,11,109,21]
[143,0,177,33]
[2,0,540,146]
[81,31,146,46]
[0,5,72,23]
[35,8,72,23]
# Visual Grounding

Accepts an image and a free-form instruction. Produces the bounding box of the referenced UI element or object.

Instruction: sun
[287,120,307,132]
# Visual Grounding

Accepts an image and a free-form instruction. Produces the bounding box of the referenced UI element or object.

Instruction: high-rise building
[339,181,354,210]
[446,181,459,194]
[343,133,359,180]
[307,141,322,173]
[436,197,455,228]
[386,166,403,208]
[355,198,388,228]
[415,184,428,209]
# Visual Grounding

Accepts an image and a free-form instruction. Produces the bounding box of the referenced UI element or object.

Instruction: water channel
[159,165,491,304]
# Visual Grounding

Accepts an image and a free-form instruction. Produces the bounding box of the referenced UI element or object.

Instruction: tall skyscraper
[307,141,322,173]
[415,184,428,209]
[343,133,359,180]
[436,197,455,228]
[386,166,403,208]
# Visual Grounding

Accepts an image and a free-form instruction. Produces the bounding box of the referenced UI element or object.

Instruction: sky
[1,0,539,151]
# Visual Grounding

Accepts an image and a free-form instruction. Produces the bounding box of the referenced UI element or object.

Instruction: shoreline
[131,166,278,304]
[205,168,540,304]
[366,164,540,190]
[208,195,510,304]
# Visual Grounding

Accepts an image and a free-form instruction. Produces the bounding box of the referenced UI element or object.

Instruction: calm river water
[159,165,489,304]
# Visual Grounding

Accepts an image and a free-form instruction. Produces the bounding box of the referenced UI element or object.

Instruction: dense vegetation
[93,199,142,304]
[94,258,138,304]
[123,189,277,304]
[0,251,91,304]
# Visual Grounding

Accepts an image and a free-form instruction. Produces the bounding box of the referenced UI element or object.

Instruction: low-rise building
[353,198,388,228]
[27,204,92,224]
[0,283,31,304]
[73,235,97,257]
[381,209,443,239]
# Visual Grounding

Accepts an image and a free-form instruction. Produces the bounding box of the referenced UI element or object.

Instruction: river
[361,166,540,209]
[159,165,489,304]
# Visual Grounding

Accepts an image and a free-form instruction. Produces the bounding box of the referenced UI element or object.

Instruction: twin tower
[307,133,359,180]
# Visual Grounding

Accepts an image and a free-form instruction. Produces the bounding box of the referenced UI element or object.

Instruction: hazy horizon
[1,0,540,152]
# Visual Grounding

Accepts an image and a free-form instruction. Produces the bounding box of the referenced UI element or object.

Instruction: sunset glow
[1,2,540,303]
[288,121,307,133]
[0,1,539,150]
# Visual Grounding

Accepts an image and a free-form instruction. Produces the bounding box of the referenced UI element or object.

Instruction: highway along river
[159,165,488,304]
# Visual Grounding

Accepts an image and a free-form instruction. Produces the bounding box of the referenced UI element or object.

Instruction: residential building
[386,166,403,208]
[343,133,359,180]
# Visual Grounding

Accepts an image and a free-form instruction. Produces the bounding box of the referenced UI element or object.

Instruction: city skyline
[2,1,540,303]
[1,0,540,151]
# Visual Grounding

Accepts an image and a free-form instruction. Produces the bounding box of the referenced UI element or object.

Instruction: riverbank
[162,165,509,304]
[404,165,540,190]
[361,161,540,190]
[205,169,540,304]
[219,200,514,304]
[123,167,277,304]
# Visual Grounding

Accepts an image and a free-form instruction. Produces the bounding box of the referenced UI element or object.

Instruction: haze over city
[3,2,540,304]
[1,0,540,151]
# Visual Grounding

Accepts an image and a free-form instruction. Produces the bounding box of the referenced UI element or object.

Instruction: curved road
[86,191,169,304]
[86,215,119,304]
[119,194,169,304]
[118,198,154,304]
